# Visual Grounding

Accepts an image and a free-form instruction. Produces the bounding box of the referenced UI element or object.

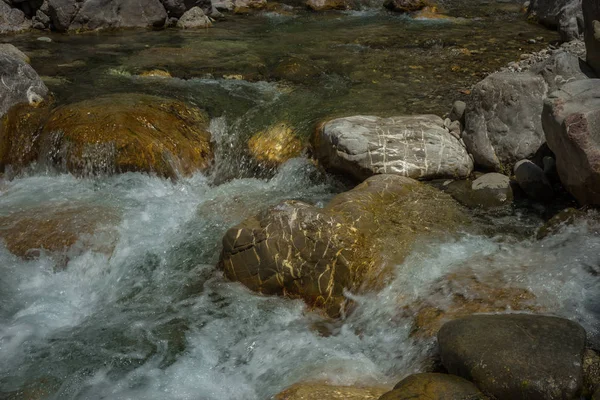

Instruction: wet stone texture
[379,373,487,400]
[219,174,470,316]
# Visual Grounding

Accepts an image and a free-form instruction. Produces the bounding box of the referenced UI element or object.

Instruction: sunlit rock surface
[219,174,470,316]
[248,123,303,166]
[314,115,473,182]
[275,383,387,399]
[380,373,487,400]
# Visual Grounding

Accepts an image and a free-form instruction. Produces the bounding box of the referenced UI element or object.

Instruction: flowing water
[2,5,599,400]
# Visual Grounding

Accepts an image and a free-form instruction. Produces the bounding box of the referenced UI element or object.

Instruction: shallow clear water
[1,5,597,400]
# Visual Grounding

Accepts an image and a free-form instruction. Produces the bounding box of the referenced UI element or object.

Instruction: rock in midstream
[314,115,473,182]
[379,373,487,400]
[218,174,471,317]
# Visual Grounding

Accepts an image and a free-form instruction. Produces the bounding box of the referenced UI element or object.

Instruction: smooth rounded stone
[0,1,31,34]
[445,173,513,209]
[314,115,473,182]
[383,0,428,12]
[0,45,48,119]
[176,6,211,28]
[542,79,600,205]
[530,50,596,94]
[219,174,470,317]
[438,314,586,400]
[463,72,547,172]
[275,383,387,399]
[449,100,466,123]
[514,159,554,202]
[584,0,600,76]
[306,0,346,10]
[247,122,303,166]
[0,44,30,64]
[378,373,487,400]
[69,0,168,30]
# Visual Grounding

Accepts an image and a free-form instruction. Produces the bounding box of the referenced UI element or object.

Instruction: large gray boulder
[438,314,586,400]
[531,50,595,93]
[314,115,473,182]
[463,72,547,172]
[528,0,583,41]
[69,0,168,31]
[176,6,211,28]
[584,0,600,76]
[0,1,32,34]
[160,0,211,17]
[542,79,600,205]
[47,0,79,32]
[0,45,48,118]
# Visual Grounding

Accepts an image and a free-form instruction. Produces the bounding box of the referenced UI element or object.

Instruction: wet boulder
[379,373,487,400]
[247,123,303,166]
[0,44,48,119]
[542,79,600,205]
[275,383,387,399]
[176,7,211,28]
[463,72,547,172]
[68,0,168,31]
[314,115,473,182]
[443,173,513,209]
[219,174,470,316]
[438,314,586,400]
[514,159,554,201]
[584,0,600,76]
[0,2,31,34]
[383,0,428,13]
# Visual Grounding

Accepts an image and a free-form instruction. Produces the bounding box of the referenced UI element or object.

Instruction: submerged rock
[314,115,473,182]
[463,72,547,172]
[0,45,48,119]
[379,373,487,400]
[444,172,513,209]
[275,383,387,399]
[438,314,586,400]
[542,79,600,205]
[219,174,470,317]
[584,0,600,76]
[247,123,303,166]
[176,7,211,29]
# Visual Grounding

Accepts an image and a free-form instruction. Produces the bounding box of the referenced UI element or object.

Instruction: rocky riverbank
[1,0,599,398]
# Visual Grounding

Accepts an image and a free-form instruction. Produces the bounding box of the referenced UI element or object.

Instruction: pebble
[37,37,52,43]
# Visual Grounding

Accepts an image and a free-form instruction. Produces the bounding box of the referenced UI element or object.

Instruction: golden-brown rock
[275,383,387,400]
[138,69,172,78]
[219,174,470,317]
[306,0,347,11]
[40,93,212,178]
[247,123,303,166]
[379,373,487,400]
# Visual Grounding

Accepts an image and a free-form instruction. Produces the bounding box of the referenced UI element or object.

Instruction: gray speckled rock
[176,7,211,28]
[0,45,48,118]
[69,0,167,31]
[531,50,595,93]
[47,0,79,32]
[528,0,583,41]
[463,72,547,172]
[584,0,600,76]
[438,314,586,400]
[0,2,32,34]
[542,79,600,205]
[314,115,473,182]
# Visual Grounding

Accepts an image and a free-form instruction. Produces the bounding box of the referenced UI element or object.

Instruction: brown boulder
[247,123,303,166]
[1,93,213,178]
[306,0,347,11]
[379,373,487,400]
[219,174,470,316]
[275,383,387,400]
[383,0,429,13]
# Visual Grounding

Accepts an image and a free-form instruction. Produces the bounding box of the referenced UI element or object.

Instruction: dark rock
[0,1,31,33]
[383,0,428,12]
[69,0,168,31]
[160,0,212,18]
[306,0,346,10]
[0,45,48,118]
[584,348,600,398]
[438,314,586,400]
[449,100,466,124]
[444,172,513,208]
[47,0,78,32]
[314,115,473,182]
[514,159,554,202]
[584,0,600,76]
[219,174,470,317]
[378,373,487,400]
[536,207,587,239]
[463,72,547,172]
[528,0,583,41]
[542,79,600,205]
